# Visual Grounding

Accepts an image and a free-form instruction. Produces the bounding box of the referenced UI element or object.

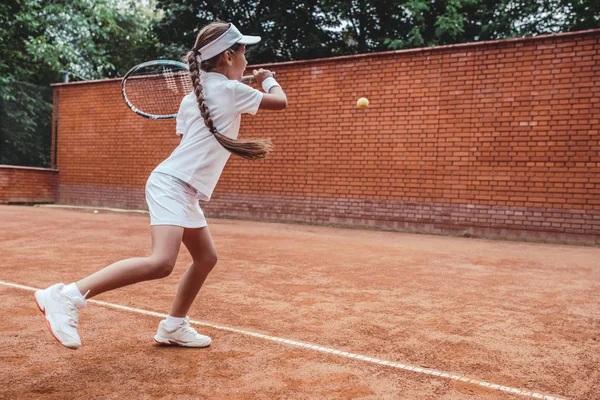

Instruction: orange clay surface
[1,205,599,400]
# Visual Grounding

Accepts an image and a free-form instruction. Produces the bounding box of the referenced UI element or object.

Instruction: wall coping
[0,165,59,173]
[50,28,600,88]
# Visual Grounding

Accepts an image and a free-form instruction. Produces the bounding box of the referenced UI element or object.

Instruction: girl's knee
[207,251,218,268]
[148,257,176,279]
[195,251,218,272]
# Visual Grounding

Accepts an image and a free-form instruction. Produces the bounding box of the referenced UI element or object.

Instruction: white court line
[1,280,567,400]
[35,204,149,214]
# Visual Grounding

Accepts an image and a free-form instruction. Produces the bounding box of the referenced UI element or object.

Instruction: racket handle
[241,71,276,84]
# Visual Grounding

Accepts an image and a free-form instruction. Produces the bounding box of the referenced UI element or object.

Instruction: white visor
[197,24,261,62]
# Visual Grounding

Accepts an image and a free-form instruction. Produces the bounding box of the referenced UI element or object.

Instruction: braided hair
[185,22,272,160]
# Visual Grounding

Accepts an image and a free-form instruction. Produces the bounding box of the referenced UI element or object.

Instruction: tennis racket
[121,60,273,119]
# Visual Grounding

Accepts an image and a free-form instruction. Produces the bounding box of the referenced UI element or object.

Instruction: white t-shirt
[153,72,263,201]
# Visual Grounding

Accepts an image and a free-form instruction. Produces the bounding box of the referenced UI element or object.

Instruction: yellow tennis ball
[357,97,369,108]
[94,210,99,214]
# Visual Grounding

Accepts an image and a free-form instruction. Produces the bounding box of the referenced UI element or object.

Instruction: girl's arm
[254,69,288,110]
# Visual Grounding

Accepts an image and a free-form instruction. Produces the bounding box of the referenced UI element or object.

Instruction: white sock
[165,315,185,331]
[62,283,86,301]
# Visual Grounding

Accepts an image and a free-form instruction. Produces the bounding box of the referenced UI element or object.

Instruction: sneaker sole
[34,291,45,313]
[34,291,80,350]
[153,335,210,348]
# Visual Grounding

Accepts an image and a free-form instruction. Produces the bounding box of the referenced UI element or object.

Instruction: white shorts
[145,172,207,228]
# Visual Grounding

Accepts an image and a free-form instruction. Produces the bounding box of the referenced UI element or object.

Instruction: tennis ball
[357,97,369,108]
[94,210,99,214]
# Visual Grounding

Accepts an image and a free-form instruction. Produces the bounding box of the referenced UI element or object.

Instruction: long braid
[186,44,272,160]
[187,50,216,133]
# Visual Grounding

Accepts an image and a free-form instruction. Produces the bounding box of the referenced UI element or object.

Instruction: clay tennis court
[1,205,598,399]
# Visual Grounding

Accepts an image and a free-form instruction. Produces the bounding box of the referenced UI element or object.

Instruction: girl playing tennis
[34,21,288,349]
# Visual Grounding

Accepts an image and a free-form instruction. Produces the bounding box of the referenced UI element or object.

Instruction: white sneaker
[34,283,87,349]
[154,316,211,348]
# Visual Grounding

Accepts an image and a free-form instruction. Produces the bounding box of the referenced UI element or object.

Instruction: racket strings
[122,61,262,119]
[124,66,192,117]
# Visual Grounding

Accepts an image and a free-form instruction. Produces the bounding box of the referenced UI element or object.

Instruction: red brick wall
[50,30,600,244]
[0,166,58,204]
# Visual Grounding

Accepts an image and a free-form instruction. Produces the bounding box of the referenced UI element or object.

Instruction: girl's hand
[253,68,274,85]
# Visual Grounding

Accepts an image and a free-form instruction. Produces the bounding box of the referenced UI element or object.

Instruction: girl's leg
[153,227,216,347]
[169,226,218,318]
[35,225,184,349]
[76,225,184,298]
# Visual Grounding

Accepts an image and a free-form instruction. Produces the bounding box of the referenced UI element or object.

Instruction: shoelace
[179,322,200,338]
[64,290,90,328]
[61,290,87,328]
[66,303,79,327]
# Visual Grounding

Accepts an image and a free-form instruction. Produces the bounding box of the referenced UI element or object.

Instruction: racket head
[121,60,192,119]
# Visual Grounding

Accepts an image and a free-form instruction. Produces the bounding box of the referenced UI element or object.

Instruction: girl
[34,21,288,349]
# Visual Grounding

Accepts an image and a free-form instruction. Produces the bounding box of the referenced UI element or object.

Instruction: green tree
[153,0,343,63]
[311,0,600,52]
[152,0,600,60]
[384,0,600,49]
[563,0,600,31]
[0,0,159,167]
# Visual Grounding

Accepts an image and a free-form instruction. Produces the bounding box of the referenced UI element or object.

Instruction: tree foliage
[153,0,600,62]
[1,0,160,166]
